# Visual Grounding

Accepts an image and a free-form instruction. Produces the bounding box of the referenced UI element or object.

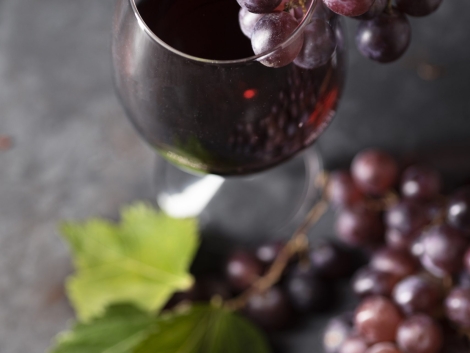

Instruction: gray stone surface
[1,0,470,352]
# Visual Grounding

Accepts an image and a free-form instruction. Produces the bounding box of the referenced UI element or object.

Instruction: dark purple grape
[354,296,403,344]
[336,204,384,247]
[447,186,470,233]
[294,19,336,69]
[370,247,419,279]
[251,12,304,68]
[385,200,429,236]
[244,286,293,331]
[310,241,356,278]
[323,0,375,17]
[365,343,402,353]
[420,254,448,278]
[464,247,470,273]
[323,313,354,353]
[386,228,418,251]
[355,0,388,20]
[400,165,441,201]
[396,314,443,353]
[352,267,400,297]
[302,0,334,21]
[356,9,411,63]
[410,235,425,258]
[237,0,282,14]
[392,274,442,316]
[255,241,285,266]
[226,250,263,292]
[457,270,470,289]
[396,0,443,17]
[339,335,369,353]
[445,287,470,329]
[420,224,468,276]
[326,170,364,208]
[285,265,333,312]
[238,7,265,38]
[351,149,399,196]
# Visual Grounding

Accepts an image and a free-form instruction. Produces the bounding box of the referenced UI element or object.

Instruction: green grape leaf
[61,203,199,322]
[134,305,271,353]
[50,304,156,353]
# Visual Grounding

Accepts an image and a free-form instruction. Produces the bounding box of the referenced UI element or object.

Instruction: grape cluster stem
[225,175,329,311]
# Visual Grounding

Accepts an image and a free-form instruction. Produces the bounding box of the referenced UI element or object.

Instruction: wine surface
[138,0,253,60]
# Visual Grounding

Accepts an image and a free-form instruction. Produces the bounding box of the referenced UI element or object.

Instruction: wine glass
[112,0,346,238]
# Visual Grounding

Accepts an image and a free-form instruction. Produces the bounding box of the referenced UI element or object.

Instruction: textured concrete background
[1,0,470,352]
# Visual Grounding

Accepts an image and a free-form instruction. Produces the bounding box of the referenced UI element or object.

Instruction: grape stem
[225,178,329,311]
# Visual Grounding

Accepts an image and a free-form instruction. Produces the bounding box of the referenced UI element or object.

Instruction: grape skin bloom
[252,12,304,68]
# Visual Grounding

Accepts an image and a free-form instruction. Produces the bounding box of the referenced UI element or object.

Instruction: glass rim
[129,0,318,65]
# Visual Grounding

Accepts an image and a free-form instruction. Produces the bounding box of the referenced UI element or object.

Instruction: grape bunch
[323,148,470,353]
[237,0,444,66]
[165,239,360,331]
[238,0,338,68]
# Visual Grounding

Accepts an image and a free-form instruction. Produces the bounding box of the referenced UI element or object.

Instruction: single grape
[226,250,263,292]
[294,19,336,69]
[386,228,418,251]
[310,241,357,278]
[420,253,448,278]
[239,7,265,38]
[237,0,282,14]
[323,0,375,17]
[396,0,443,17]
[244,286,293,330]
[285,264,333,312]
[336,204,384,247]
[365,343,402,353]
[410,235,425,258]
[421,224,468,276]
[400,165,441,201]
[352,266,400,297]
[396,314,443,353]
[354,296,403,344]
[251,12,304,68]
[308,0,335,21]
[464,247,470,273]
[445,287,470,329]
[370,247,419,279]
[326,170,364,208]
[351,149,399,196]
[339,335,369,353]
[355,0,388,20]
[323,313,354,353]
[255,241,285,266]
[392,274,442,316]
[447,186,470,232]
[356,9,411,63]
[457,270,470,289]
[385,200,429,236]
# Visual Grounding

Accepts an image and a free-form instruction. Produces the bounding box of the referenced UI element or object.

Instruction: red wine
[113,0,346,175]
[138,0,253,60]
